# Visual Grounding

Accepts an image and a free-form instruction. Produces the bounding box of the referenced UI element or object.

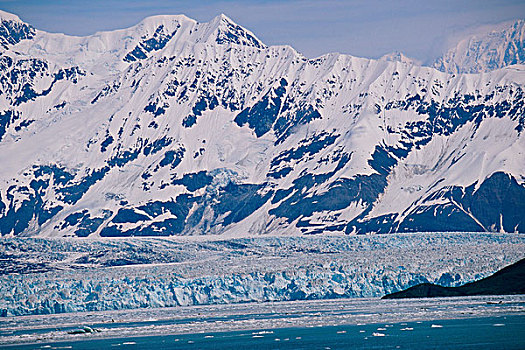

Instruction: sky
[1,0,523,63]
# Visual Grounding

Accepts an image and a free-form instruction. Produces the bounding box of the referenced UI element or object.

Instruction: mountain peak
[434,19,525,74]
[0,10,23,23]
[215,13,234,22]
[204,13,266,49]
[0,10,35,50]
[136,13,196,28]
[379,51,421,65]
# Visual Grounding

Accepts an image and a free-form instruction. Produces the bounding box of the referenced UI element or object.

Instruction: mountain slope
[382,257,525,299]
[434,19,525,74]
[0,11,524,237]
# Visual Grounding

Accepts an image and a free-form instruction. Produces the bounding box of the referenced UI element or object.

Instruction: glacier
[1,233,524,316]
[0,11,523,237]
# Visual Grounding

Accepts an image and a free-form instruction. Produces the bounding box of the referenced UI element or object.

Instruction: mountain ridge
[0,11,524,237]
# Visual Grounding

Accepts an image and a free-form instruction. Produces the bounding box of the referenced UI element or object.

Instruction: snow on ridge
[0,9,23,23]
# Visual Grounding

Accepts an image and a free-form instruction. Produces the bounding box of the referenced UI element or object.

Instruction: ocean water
[3,316,524,349]
[1,296,524,349]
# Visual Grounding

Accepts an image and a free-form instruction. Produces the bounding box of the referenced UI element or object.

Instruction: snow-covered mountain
[379,51,421,66]
[434,19,525,74]
[0,10,524,237]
